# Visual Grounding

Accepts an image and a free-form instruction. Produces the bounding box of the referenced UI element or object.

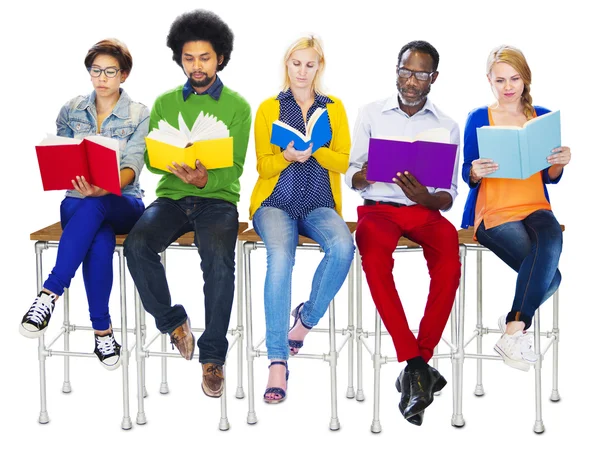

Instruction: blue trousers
[44,195,145,330]
[253,206,355,360]
[123,196,239,365]
[476,209,562,330]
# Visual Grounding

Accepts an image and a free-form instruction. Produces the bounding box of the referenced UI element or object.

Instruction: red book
[35,135,122,195]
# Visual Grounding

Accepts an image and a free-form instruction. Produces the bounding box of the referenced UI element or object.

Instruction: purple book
[366,138,458,189]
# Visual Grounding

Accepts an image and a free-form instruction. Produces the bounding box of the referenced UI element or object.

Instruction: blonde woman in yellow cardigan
[249,36,354,404]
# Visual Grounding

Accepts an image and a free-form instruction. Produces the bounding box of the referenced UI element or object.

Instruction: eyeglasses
[397,68,435,81]
[88,67,122,78]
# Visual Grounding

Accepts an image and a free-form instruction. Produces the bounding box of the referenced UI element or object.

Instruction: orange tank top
[473,108,551,238]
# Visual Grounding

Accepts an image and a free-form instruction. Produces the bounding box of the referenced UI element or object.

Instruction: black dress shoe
[395,374,424,426]
[399,365,447,419]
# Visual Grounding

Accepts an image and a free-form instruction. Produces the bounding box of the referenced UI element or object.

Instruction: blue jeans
[44,195,145,330]
[123,197,239,365]
[476,209,562,329]
[253,206,355,360]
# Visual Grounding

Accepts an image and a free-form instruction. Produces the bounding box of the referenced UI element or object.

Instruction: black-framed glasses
[88,66,121,78]
[397,68,435,81]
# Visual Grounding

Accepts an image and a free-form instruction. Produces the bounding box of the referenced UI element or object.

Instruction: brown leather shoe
[202,363,224,398]
[169,318,195,360]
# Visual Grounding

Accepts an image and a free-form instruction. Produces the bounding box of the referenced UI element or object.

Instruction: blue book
[270,107,332,152]
[476,110,561,179]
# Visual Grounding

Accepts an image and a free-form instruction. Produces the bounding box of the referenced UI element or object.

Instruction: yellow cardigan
[249,94,351,219]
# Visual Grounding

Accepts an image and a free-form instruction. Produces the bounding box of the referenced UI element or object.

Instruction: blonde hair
[487,45,535,120]
[282,35,326,94]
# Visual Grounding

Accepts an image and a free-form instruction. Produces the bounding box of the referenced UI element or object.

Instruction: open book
[146,112,233,172]
[270,107,332,152]
[35,135,121,195]
[476,110,561,179]
[366,128,458,189]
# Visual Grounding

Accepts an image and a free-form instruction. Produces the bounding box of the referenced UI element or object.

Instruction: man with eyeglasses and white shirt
[345,40,460,426]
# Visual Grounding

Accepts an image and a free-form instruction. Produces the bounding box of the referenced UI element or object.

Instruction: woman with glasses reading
[19,39,149,370]
[461,45,570,371]
[249,35,355,403]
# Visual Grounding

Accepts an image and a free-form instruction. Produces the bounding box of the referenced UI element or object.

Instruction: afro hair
[166,9,234,71]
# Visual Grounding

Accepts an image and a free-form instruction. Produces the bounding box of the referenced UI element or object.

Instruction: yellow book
[146,112,233,172]
[146,136,233,171]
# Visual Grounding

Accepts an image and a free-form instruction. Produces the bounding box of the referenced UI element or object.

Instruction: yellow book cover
[146,112,233,172]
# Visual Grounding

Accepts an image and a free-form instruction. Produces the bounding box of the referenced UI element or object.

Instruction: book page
[306,107,326,136]
[147,120,190,148]
[188,112,230,142]
[376,127,451,144]
[38,134,83,146]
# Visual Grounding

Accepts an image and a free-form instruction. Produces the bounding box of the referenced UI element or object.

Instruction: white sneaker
[20,291,57,338]
[498,315,508,334]
[494,331,537,372]
[94,332,122,370]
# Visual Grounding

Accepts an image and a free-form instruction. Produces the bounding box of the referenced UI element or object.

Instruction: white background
[1,0,598,453]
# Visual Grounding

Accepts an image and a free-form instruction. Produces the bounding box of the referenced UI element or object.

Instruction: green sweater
[145,84,252,204]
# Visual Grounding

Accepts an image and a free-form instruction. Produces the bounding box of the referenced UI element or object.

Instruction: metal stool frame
[239,225,356,430]
[452,236,561,434]
[353,242,459,433]
[133,233,248,431]
[33,240,134,429]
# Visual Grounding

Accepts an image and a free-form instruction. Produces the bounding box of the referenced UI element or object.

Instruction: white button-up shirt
[345,95,460,209]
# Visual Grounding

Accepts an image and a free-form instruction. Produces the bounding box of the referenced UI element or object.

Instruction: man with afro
[125,9,251,399]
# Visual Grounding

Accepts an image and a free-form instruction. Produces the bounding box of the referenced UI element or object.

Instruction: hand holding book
[282,141,312,163]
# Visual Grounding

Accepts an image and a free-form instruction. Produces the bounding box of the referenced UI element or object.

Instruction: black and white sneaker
[94,332,122,370]
[20,291,57,338]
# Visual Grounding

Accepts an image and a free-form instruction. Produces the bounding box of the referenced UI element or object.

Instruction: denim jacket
[57,89,150,198]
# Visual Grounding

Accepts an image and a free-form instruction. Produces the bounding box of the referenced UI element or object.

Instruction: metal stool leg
[355,252,365,402]
[35,241,50,424]
[474,250,485,397]
[451,245,467,427]
[62,287,72,394]
[219,365,230,431]
[550,290,560,402]
[244,242,258,424]
[235,241,245,399]
[433,344,441,396]
[370,310,383,433]
[117,248,132,430]
[159,252,169,395]
[346,259,355,399]
[134,288,147,425]
[328,298,340,430]
[141,304,148,398]
[533,308,545,433]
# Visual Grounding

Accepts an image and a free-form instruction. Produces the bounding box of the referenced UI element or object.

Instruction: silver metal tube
[474,250,484,397]
[36,242,50,424]
[159,251,169,396]
[370,310,382,433]
[533,309,545,433]
[346,258,355,399]
[134,288,147,425]
[550,290,560,402]
[219,365,230,431]
[451,245,467,427]
[328,299,340,430]
[235,240,245,400]
[355,251,365,402]
[62,287,72,393]
[117,248,132,430]
[244,242,258,425]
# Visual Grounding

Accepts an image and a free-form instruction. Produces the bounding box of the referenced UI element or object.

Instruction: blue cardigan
[460,105,563,229]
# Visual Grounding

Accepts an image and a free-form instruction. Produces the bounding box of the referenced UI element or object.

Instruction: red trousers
[356,204,460,362]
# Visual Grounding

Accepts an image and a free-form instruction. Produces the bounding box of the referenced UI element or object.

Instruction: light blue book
[270,107,332,152]
[476,110,561,179]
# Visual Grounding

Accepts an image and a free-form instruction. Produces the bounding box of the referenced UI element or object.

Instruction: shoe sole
[202,381,224,398]
[493,345,531,372]
[19,323,47,339]
[99,356,122,371]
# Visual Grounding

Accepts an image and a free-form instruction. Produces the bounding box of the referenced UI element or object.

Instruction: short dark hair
[84,38,133,74]
[397,40,440,71]
[166,9,234,71]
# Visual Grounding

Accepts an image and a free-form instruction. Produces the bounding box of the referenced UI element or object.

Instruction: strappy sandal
[263,361,289,404]
[288,303,311,355]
